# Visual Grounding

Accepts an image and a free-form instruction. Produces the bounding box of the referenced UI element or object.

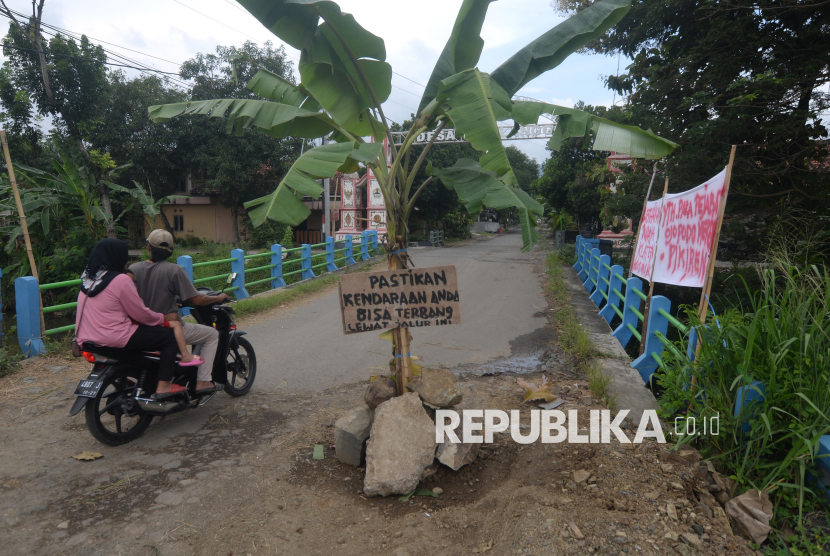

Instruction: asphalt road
[243,230,550,392]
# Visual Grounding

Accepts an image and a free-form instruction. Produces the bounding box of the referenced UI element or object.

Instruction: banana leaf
[244,141,383,227]
[437,69,517,185]
[148,98,340,140]
[428,159,543,251]
[246,67,316,109]
[491,0,631,96]
[417,0,496,114]
[237,0,390,139]
[511,100,679,159]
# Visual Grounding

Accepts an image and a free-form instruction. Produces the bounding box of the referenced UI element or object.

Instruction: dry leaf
[517,376,556,403]
[72,451,103,461]
[480,539,493,552]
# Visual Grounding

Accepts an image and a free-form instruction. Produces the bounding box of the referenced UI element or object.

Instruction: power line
[0,10,193,91]
[0,43,184,76]
[173,0,268,44]
[1,9,182,67]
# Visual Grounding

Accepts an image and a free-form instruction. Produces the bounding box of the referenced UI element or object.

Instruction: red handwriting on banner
[630,198,663,280]
[652,169,727,287]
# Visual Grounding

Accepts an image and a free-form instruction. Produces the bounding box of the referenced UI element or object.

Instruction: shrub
[657,260,830,532]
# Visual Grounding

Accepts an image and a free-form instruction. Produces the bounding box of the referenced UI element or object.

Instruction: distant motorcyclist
[128,230,229,396]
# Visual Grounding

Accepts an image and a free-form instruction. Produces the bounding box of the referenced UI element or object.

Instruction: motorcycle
[69,273,257,445]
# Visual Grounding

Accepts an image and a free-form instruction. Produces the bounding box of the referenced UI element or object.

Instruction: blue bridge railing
[11,230,380,357]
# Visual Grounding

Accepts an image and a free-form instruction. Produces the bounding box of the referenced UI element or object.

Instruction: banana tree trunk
[387,212,413,395]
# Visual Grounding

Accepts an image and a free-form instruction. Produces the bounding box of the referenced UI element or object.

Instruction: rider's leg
[124,325,178,393]
[183,323,219,390]
[165,320,193,363]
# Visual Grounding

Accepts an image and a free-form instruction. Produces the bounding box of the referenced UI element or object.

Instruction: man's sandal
[195,382,223,396]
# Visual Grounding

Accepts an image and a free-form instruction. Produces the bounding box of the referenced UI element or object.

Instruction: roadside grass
[545,249,615,408]
[233,259,381,321]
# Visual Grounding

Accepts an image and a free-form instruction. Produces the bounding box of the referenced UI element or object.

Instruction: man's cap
[147,229,175,252]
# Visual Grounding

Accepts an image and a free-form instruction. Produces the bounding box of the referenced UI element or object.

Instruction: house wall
[147,200,245,244]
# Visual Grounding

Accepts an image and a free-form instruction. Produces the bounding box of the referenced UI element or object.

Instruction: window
[174,215,184,232]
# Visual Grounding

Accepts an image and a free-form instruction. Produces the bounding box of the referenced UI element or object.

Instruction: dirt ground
[0,251,758,556]
[0,360,758,555]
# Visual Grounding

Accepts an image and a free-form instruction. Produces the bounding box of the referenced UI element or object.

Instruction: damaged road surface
[0,232,755,555]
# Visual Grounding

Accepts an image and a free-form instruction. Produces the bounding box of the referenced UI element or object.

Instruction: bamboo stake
[2,130,46,334]
[638,176,669,356]
[629,161,660,278]
[689,145,737,391]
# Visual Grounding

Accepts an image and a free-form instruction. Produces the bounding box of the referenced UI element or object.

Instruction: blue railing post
[612,276,644,348]
[584,248,600,293]
[301,244,315,280]
[631,295,671,385]
[599,265,625,324]
[15,276,45,357]
[734,381,767,434]
[572,235,583,270]
[589,254,611,308]
[177,255,194,316]
[325,237,338,272]
[270,244,287,289]
[360,231,370,261]
[230,248,250,299]
[370,230,379,253]
[344,235,357,265]
[577,239,599,281]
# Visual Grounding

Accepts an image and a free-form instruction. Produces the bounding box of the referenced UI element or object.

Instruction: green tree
[555,0,830,209]
[86,72,189,198]
[505,145,538,189]
[174,41,305,243]
[1,1,116,236]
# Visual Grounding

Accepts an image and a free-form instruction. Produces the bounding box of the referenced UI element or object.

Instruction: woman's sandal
[195,382,223,396]
[152,384,188,400]
[178,355,205,367]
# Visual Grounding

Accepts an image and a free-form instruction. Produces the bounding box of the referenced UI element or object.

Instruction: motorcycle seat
[80,343,164,359]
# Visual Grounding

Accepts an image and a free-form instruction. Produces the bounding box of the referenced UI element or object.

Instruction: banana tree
[149,0,678,390]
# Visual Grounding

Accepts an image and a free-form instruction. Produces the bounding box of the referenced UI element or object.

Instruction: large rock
[436,437,479,471]
[364,377,397,410]
[406,367,462,408]
[364,393,437,497]
[334,407,374,467]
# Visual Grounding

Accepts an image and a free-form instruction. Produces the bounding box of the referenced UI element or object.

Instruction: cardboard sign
[339,266,461,334]
[652,168,727,287]
[630,197,664,280]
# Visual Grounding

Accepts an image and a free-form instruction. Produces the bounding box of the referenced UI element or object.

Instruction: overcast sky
[0,0,629,166]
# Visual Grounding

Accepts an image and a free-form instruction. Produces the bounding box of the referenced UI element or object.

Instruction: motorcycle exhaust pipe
[135,397,187,414]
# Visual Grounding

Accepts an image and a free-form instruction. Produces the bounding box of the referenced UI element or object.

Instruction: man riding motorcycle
[128,230,229,397]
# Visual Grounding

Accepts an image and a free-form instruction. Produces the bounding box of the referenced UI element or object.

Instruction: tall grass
[658,257,830,534]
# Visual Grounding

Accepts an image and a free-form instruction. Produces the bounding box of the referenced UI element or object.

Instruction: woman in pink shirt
[76,239,181,399]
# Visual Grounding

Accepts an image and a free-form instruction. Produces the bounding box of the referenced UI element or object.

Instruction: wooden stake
[638,176,669,356]
[690,145,737,390]
[2,130,46,334]
[629,161,660,278]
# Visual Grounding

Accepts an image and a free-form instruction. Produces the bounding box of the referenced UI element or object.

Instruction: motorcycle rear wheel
[225,337,256,397]
[85,370,154,446]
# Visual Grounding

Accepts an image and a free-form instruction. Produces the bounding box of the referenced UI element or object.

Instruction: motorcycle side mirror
[227,272,237,284]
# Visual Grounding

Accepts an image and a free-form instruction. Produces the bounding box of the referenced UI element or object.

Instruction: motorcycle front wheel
[85,370,154,446]
[225,337,256,397]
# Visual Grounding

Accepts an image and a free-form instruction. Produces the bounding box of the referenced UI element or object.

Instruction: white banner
[630,197,664,280]
[651,168,727,287]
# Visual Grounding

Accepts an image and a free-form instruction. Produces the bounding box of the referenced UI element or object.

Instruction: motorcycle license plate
[74,379,104,398]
